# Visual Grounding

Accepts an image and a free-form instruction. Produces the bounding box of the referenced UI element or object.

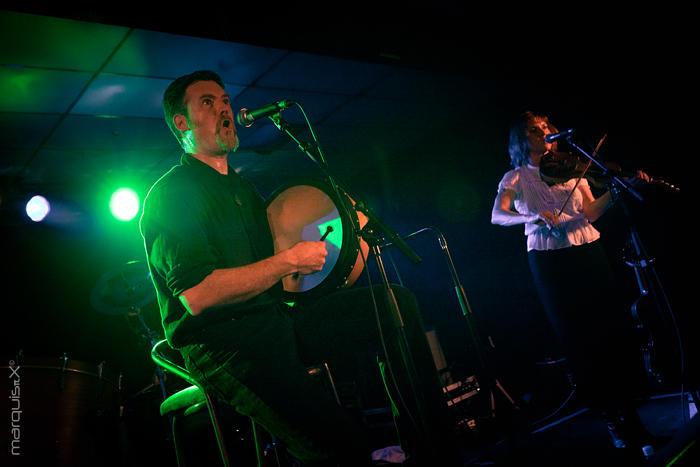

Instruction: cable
[528,389,578,432]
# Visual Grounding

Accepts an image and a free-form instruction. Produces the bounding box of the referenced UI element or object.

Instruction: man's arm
[179,241,326,316]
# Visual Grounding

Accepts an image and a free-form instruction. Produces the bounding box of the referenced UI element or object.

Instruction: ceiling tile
[42,114,175,152]
[0,10,129,70]
[321,95,423,128]
[72,74,243,118]
[365,67,477,101]
[104,28,289,85]
[0,67,93,113]
[256,51,392,95]
[0,112,63,151]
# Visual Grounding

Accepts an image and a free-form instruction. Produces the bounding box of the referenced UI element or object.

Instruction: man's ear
[174,114,189,132]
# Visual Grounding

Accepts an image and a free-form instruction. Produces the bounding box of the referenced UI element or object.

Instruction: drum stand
[125,308,169,406]
[90,261,169,410]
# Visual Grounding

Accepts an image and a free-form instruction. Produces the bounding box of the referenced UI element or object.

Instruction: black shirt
[140,153,281,347]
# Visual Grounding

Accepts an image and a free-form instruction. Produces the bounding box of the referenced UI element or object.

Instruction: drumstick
[320,226,333,241]
[291,226,334,281]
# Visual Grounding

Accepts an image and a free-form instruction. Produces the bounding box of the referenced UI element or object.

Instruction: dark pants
[528,241,643,414]
[180,285,456,466]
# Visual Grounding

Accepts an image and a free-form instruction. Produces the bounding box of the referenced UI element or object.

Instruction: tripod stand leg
[485,378,520,419]
[494,378,519,409]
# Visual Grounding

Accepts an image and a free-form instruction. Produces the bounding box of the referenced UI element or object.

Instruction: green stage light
[109,188,140,221]
[26,195,50,222]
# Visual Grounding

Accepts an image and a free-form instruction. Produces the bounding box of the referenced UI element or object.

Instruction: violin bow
[555,133,607,217]
[545,134,607,240]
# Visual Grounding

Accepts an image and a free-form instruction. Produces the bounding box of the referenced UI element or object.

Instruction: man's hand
[287,241,327,275]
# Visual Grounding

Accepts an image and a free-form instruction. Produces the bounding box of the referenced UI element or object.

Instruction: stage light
[109,188,140,221]
[25,195,50,222]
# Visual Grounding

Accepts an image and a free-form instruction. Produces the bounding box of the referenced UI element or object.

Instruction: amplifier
[443,375,480,407]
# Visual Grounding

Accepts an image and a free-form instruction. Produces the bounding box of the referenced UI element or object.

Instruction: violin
[539,150,628,188]
[539,151,680,192]
[539,151,600,186]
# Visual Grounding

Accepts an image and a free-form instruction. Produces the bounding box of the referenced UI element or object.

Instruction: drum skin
[266,179,368,302]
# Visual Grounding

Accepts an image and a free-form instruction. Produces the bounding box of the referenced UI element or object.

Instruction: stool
[151,339,262,467]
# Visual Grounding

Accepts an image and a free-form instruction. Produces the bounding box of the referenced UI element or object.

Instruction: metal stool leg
[171,413,187,467]
[251,419,263,467]
[204,393,232,467]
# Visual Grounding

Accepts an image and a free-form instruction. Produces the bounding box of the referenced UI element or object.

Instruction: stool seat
[151,339,335,466]
[151,339,242,466]
[160,385,207,417]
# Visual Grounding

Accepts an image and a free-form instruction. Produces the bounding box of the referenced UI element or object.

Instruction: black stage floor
[457,391,698,467]
[4,375,698,466]
[125,386,699,466]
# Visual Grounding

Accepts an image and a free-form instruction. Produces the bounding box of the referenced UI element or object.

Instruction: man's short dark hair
[163,70,225,148]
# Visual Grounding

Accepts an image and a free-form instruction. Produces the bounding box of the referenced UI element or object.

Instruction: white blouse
[497,164,601,251]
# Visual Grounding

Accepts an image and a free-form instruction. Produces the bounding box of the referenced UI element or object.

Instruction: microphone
[544,128,574,143]
[237,100,296,127]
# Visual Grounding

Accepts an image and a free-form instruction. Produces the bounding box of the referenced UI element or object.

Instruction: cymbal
[90,260,155,315]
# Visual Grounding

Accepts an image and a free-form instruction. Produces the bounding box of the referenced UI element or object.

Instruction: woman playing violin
[491,110,656,458]
[492,111,648,247]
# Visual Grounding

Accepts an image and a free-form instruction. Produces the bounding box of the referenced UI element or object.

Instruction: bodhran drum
[266,179,369,302]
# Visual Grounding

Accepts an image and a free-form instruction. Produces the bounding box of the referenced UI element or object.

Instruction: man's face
[179,80,237,155]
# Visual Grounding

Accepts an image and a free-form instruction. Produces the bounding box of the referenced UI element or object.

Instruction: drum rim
[266,177,363,302]
[4,357,121,386]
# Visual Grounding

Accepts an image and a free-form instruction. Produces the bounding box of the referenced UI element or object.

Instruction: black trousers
[180,285,456,466]
[528,241,643,414]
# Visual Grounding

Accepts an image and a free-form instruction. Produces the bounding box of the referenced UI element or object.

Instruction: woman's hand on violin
[626,170,651,185]
[534,211,559,228]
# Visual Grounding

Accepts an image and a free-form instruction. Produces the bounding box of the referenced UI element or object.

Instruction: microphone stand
[380,227,519,423]
[617,194,684,388]
[567,133,693,415]
[381,227,482,366]
[268,111,436,447]
[563,134,643,202]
